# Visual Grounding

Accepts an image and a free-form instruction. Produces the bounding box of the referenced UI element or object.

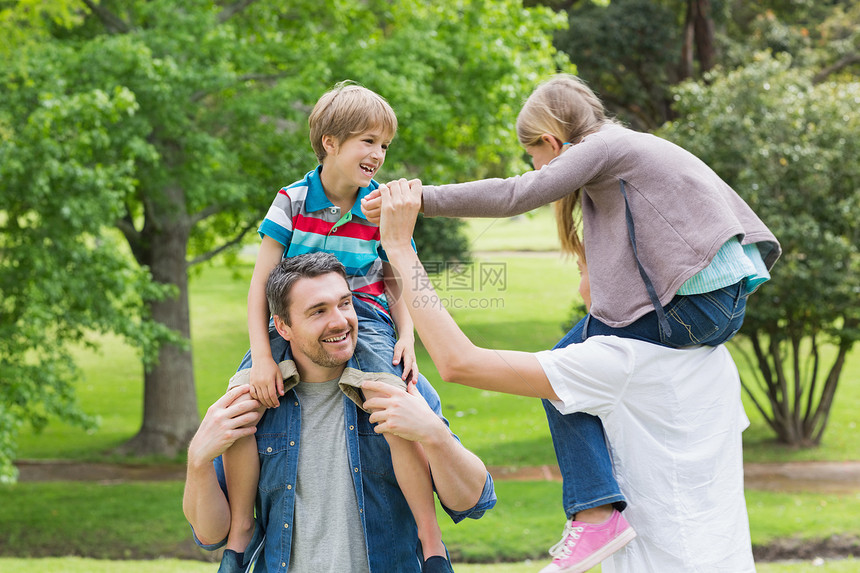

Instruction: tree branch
[191,72,291,102]
[189,205,222,227]
[813,52,860,84]
[217,0,260,23]
[82,0,131,34]
[187,222,257,267]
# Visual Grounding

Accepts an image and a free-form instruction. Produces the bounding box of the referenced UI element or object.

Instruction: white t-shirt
[536,336,755,573]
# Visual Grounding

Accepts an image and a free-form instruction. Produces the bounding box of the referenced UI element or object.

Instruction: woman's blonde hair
[309,81,398,163]
[516,74,613,259]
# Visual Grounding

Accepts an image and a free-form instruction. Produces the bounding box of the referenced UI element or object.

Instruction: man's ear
[273,315,292,341]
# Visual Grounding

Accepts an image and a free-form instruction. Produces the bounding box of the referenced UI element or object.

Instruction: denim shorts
[560,279,749,349]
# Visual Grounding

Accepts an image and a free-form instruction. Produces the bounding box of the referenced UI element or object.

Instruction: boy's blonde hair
[309,81,398,163]
[515,75,613,259]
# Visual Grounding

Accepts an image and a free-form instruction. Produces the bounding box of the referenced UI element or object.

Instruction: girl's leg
[364,386,445,561]
[546,279,749,518]
[547,316,626,519]
[585,279,749,348]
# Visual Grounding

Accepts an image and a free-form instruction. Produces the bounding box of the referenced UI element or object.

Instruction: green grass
[2,479,858,564]
[0,481,195,560]
[463,206,561,252]
[0,557,857,573]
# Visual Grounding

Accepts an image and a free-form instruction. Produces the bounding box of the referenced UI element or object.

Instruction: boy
[222,82,450,572]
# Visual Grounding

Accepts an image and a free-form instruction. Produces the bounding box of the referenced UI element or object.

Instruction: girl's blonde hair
[309,81,398,163]
[516,74,613,259]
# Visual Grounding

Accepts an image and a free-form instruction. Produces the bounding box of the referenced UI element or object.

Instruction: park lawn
[0,558,857,573]
[1,478,859,564]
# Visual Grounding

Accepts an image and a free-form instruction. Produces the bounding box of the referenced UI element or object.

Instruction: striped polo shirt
[259,166,398,320]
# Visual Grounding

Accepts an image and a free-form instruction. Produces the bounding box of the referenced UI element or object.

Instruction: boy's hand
[249,358,284,409]
[360,188,382,224]
[361,178,423,225]
[393,335,418,383]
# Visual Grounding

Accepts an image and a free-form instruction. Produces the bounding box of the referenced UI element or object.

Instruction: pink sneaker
[538,509,636,573]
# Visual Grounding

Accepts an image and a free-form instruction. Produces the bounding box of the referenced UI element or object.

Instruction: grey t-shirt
[289,379,370,573]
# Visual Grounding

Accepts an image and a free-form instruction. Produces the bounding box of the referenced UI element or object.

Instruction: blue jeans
[544,279,749,518]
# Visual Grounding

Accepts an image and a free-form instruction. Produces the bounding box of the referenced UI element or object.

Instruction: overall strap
[619,179,673,337]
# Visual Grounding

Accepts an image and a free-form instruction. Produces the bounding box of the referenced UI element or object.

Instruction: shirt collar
[305,165,379,220]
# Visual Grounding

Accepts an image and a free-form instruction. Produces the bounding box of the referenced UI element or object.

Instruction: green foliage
[554,0,680,130]
[659,52,860,446]
[0,1,570,474]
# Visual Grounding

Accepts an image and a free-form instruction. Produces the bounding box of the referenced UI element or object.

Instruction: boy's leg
[350,299,448,566]
[364,386,446,561]
[221,327,294,556]
[221,422,261,553]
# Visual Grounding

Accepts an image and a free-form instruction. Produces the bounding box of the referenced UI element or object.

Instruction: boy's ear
[273,315,292,341]
[321,134,338,155]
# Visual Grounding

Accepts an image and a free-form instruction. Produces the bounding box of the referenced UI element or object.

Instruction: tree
[549,0,721,130]
[659,52,860,446]
[0,0,568,475]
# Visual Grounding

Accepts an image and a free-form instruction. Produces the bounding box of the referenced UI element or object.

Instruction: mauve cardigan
[422,124,781,328]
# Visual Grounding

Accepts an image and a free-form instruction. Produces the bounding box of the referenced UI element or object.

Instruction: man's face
[275,273,358,378]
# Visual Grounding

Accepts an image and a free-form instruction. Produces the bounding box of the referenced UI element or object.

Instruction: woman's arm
[378,180,558,400]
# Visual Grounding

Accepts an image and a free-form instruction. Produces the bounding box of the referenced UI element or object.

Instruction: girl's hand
[393,335,419,384]
[362,178,423,226]
[249,358,284,409]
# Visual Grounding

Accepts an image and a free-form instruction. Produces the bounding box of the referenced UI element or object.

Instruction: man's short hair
[308,80,398,163]
[266,252,348,324]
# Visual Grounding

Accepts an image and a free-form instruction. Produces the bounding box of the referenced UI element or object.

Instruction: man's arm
[361,380,488,513]
[182,386,262,546]
[377,180,559,400]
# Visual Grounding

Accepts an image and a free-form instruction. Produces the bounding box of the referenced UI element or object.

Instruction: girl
[364,74,779,573]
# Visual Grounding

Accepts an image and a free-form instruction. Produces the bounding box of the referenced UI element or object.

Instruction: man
[370,179,756,573]
[182,252,495,573]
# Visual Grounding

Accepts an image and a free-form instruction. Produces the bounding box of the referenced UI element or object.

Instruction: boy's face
[274,272,358,380]
[322,129,391,190]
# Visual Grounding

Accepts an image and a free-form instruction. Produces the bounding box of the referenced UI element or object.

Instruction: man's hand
[187,385,263,468]
[362,380,447,444]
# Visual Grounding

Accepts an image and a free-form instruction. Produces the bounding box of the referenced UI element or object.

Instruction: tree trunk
[679,0,717,79]
[693,0,716,74]
[678,0,696,80]
[118,183,200,456]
